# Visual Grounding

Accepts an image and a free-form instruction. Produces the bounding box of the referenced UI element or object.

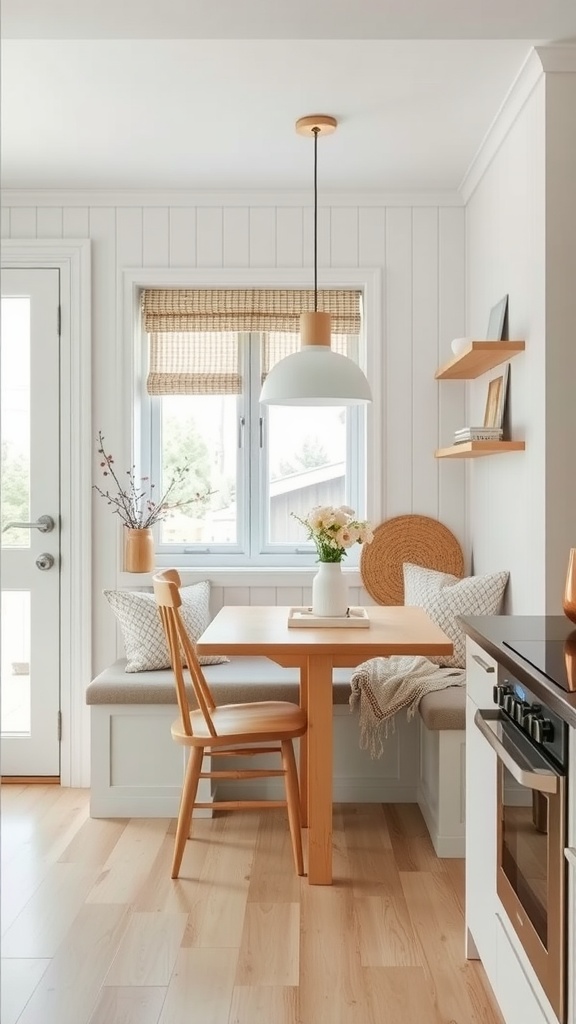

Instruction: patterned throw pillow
[403,562,509,668]
[103,580,228,673]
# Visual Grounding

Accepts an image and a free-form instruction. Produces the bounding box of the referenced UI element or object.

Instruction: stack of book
[454,426,503,443]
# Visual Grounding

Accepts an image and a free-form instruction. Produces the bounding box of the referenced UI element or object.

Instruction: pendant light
[260,115,372,406]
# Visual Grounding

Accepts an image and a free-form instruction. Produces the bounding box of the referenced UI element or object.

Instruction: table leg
[307,654,333,885]
[299,661,309,828]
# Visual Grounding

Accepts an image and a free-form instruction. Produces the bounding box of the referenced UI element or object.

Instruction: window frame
[124,267,383,569]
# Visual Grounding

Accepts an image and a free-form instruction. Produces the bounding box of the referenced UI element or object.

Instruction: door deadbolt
[36,553,55,571]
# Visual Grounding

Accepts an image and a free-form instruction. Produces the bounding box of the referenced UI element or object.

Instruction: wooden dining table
[196,604,453,884]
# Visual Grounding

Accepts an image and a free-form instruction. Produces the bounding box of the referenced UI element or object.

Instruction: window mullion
[246,331,263,557]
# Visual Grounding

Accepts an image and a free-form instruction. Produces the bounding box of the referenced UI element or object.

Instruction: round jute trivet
[360,514,464,605]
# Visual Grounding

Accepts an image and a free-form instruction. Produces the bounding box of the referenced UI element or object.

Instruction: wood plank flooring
[1,787,504,1024]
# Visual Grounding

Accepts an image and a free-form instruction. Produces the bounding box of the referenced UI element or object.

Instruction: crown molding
[459,48,544,203]
[0,187,464,209]
[460,44,576,204]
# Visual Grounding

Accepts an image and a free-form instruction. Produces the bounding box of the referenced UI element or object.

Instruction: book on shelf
[454,426,503,443]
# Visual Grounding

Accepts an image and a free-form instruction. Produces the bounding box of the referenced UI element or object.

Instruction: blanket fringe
[349,655,465,759]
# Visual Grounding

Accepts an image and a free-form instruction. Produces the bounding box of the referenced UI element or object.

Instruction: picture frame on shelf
[486,294,508,340]
[483,363,510,429]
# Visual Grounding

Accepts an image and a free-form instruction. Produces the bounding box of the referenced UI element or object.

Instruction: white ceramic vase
[451,337,473,356]
[311,561,349,618]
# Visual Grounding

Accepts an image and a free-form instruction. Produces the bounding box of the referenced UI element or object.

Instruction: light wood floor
[1,786,504,1024]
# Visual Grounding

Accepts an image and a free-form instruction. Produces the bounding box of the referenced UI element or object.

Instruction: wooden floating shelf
[435,441,526,459]
[435,341,525,380]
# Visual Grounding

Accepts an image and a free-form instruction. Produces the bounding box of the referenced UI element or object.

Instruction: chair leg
[172,746,203,879]
[281,739,304,876]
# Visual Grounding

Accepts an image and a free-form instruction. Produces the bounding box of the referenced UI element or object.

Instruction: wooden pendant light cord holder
[295,115,337,348]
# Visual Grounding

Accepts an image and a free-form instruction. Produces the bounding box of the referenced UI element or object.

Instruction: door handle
[2,514,55,534]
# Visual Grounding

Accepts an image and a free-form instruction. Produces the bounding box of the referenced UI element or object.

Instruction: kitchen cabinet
[465,634,564,1024]
[567,847,576,1024]
[567,726,576,1024]
[495,915,557,1024]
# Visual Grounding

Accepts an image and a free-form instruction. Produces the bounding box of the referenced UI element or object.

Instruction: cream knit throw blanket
[349,655,465,757]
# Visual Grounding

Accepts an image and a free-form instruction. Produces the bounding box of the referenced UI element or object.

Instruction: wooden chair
[153,569,307,879]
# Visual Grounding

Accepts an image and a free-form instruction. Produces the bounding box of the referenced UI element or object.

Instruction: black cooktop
[503,638,576,693]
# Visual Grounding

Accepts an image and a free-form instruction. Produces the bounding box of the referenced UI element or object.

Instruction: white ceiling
[2,1,576,192]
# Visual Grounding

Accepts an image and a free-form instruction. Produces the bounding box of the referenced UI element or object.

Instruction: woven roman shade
[142,288,361,334]
[142,288,361,396]
[147,331,242,396]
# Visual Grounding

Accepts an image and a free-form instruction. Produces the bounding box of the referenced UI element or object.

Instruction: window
[140,288,367,567]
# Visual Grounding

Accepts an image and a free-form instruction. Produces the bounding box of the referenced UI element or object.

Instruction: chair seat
[172,700,307,746]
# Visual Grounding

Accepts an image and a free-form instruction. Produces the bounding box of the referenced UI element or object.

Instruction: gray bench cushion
[86,656,355,707]
[418,686,465,730]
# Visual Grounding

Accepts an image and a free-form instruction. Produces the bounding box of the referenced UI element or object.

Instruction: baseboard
[418,789,465,857]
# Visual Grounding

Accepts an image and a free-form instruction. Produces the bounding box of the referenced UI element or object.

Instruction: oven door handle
[474,709,559,794]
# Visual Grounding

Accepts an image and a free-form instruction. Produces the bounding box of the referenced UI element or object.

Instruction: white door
[1,268,61,776]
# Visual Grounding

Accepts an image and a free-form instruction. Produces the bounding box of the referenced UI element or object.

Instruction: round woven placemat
[360,514,464,605]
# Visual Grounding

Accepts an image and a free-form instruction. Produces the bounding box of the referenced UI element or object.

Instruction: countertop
[459,614,576,728]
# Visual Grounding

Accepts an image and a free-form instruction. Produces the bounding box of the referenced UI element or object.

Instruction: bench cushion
[86,657,355,707]
[418,685,465,730]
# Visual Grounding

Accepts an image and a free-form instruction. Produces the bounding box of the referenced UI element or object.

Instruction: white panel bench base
[87,657,466,856]
[89,702,421,819]
[417,720,466,858]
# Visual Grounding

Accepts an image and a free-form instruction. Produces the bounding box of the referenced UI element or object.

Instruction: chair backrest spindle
[153,570,218,738]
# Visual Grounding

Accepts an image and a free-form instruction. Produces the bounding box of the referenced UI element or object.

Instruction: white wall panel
[249,207,276,267]
[249,587,276,606]
[412,208,440,518]
[142,207,170,267]
[275,207,303,267]
[88,206,121,671]
[196,207,224,267]
[466,81,546,610]
[358,207,386,269]
[116,208,143,268]
[384,207,413,517]
[544,73,576,612]
[63,207,89,237]
[169,207,197,267]
[1,208,10,237]
[330,208,358,268]
[10,207,36,237]
[223,207,250,267]
[437,206,467,559]
[36,207,63,238]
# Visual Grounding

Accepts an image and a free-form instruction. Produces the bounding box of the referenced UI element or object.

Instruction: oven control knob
[513,699,528,724]
[493,684,512,707]
[524,712,538,736]
[503,693,516,714]
[541,718,554,742]
[530,716,554,743]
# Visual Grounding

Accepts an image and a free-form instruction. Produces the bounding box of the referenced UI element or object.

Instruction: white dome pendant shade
[259,310,372,406]
[259,115,372,408]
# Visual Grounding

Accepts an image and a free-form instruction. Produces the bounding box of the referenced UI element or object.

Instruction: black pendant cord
[313,126,319,312]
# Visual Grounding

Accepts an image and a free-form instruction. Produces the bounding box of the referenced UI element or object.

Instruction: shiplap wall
[465,66,576,615]
[1,192,467,673]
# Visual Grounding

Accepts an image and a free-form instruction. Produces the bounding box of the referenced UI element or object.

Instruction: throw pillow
[403,562,509,668]
[103,580,228,673]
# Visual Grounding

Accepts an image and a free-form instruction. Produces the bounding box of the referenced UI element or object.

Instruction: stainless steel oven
[475,673,568,1023]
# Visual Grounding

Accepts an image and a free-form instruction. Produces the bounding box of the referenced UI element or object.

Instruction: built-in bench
[86,656,465,856]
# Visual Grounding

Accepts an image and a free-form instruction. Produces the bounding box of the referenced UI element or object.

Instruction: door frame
[2,240,92,786]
